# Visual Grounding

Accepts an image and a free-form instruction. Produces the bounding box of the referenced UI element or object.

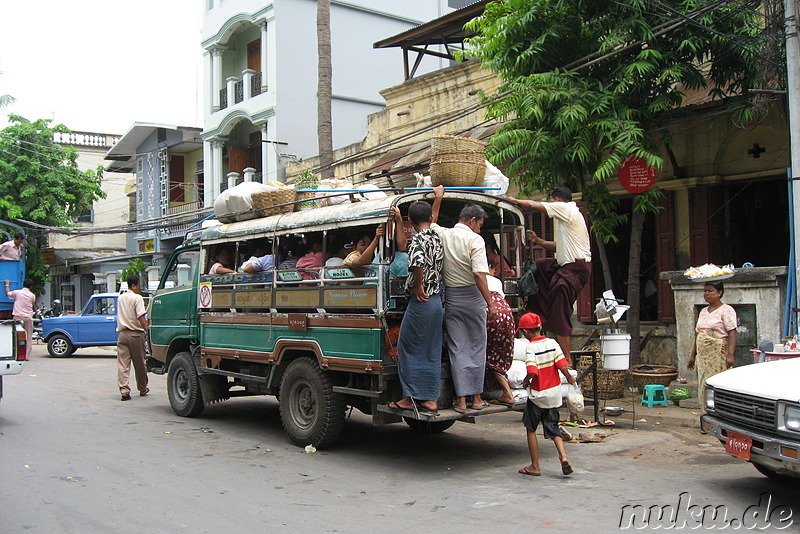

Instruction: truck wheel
[167,352,205,417]
[754,462,797,485]
[47,334,74,358]
[403,417,456,434]
[279,357,345,448]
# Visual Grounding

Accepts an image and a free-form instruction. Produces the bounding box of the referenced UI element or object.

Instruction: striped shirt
[525,335,568,408]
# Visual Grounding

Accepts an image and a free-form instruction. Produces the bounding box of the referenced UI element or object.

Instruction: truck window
[162,250,200,290]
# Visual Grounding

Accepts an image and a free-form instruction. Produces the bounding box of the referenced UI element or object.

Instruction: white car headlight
[705,387,715,411]
[783,404,800,433]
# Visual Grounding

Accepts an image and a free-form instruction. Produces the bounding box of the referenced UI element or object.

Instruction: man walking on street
[5,278,36,358]
[431,185,497,413]
[117,275,149,401]
[506,186,591,366]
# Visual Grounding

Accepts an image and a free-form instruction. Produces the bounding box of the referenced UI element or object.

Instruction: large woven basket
[295,171,319,211]
[629,364,678,391]
[577,352,627,399]
[429,135,487,187]
[252,188,296,217]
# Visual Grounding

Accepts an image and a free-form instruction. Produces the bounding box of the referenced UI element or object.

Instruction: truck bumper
[701,413,800,476]
[0,360,24,376]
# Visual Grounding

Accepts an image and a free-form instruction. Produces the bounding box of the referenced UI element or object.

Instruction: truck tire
[47,334,74,358]
[403,417,456,434]
[754,462,797,485]
[167,351,205,417]
[279,357,345,448]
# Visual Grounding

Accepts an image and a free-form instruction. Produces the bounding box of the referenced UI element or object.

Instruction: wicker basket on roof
[429,135,488,187]
[251,187,296,217]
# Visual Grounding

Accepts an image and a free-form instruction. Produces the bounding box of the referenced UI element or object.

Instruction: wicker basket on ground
[429,135,487,187]
[577,351,627,400]
[629,364,679,391]
[251,187,296,217]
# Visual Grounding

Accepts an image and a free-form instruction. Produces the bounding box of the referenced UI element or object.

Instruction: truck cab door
[149,248,200,361]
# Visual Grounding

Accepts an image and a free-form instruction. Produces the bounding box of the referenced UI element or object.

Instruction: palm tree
[316,0,334,179]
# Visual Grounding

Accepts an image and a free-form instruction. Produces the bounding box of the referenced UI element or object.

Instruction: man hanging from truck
[506,186,591,366]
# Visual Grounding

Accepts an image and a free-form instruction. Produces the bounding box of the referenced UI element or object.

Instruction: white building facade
[200,0,459,204]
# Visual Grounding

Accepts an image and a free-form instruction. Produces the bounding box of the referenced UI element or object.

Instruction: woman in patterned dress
[388,202,444,416]
[484,263,517,406]
[687,282,737,402]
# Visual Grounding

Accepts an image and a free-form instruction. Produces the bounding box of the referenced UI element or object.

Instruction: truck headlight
[783,404,800,433]
[704,387,715,411]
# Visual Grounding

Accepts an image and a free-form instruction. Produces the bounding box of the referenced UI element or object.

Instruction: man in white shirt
[506,186,592,365]
[431,186,496,413]
[116,275,149,401]
[0,233,24,261]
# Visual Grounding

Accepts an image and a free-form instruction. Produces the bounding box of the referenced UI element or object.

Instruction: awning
[362,123,502,188]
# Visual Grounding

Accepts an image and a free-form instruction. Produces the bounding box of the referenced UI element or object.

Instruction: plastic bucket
[601,332,631,370]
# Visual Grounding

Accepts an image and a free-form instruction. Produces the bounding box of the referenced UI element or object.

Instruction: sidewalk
[576,394,702,429]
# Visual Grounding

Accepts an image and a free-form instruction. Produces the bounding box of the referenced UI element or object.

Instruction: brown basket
[429,135,487,187]
[251,188,296,217]
[629,364,678,391]
[577,352,627,399]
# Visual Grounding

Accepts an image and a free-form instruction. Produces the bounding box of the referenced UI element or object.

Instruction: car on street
[41,293,119,357]
[702,357,800,483]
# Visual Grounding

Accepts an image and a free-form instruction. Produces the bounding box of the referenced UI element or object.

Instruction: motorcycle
[32,299,61,343]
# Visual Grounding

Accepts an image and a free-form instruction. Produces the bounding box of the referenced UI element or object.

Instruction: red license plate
[726,431,752,460]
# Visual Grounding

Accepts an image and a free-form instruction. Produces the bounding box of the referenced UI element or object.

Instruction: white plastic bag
[482,160,509,196]
[213,182,272,223]
[566,383,585,418]
[316,178,354,206]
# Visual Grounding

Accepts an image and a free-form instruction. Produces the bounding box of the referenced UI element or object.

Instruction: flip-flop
[453,406,467,414]
[518,468,541,477]
[416,406,439,416]
[470,401,489,410]
[388,401,413,411]
[561,461,574,476]
[490,400,515,408]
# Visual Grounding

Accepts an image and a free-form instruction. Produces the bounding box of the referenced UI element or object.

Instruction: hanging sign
[618,157,657,193]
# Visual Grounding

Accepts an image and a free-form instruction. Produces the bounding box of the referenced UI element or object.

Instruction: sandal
[561,460,574,476]
[470,401,489,410]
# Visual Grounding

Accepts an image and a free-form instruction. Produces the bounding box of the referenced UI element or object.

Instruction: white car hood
[706,358,800,402]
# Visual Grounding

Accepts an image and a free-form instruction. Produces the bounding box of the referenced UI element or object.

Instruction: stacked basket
[429,135,487,187]
[629,364,678,391]
[577,351,627,400]
[296,170,319,211]
[251,186,296,217]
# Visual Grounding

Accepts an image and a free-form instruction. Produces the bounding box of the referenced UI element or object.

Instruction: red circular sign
[618,157,657,193]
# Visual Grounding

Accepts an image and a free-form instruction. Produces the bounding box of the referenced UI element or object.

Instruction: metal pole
[786,0,800,336]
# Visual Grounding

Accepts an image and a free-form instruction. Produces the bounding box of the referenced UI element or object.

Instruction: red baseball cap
[517,312,542,331]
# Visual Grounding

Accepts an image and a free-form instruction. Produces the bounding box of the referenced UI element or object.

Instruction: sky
[0,0,204,135]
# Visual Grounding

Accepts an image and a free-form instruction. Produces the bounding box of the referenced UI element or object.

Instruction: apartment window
[75,209,93,223]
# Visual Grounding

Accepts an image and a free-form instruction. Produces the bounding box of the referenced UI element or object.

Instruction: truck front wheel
[47,334,74,358]
[279,357,345,448]
[167,352,205,417]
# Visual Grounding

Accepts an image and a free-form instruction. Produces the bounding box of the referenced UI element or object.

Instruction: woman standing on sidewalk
[687,282,737,401]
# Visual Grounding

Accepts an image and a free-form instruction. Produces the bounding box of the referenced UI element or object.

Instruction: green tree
[465,0,767,362]
[120,258,148,290]
[0,115,106,293]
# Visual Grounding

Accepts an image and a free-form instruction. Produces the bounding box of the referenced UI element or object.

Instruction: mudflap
[200,373,230,405]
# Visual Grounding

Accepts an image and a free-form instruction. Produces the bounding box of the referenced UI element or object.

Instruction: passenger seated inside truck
[208,246,235,275]
[277,237,302,270]
[343,225,384,280]
[296,233,326,282]
[325,235,351,267]
[242,239,278,276]
[481,231,516,278]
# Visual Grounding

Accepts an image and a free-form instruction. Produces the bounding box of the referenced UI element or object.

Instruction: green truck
[147,191,527,447]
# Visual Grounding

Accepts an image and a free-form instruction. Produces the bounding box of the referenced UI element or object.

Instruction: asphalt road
[1,343,798,533]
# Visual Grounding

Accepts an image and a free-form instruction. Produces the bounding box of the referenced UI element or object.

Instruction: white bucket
[601,332,631,370]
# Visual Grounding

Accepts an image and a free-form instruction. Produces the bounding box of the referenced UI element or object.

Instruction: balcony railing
[215,70,266,113]
[219,88,228,110]
[252,72,262,96]
[234,81,244,104]
[167,200,203,216]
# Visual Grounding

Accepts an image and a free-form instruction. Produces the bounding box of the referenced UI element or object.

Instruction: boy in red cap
[517,312,577,477]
